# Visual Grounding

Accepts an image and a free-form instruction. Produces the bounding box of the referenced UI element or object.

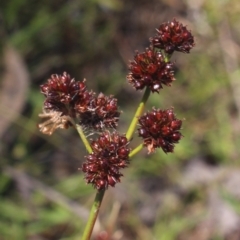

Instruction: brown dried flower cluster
[138,108,182,153]
[38,109,72,135]
[127,48,175,92]
[150,18,195,54]
[81,132,130,190]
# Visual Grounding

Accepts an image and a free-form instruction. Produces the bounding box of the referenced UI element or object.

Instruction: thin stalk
[75,124,92,154]
[163,53,171,62]
[129,143,144,158]
[126,87,151,140]
[81,190,105,240]
[75,124,105,239]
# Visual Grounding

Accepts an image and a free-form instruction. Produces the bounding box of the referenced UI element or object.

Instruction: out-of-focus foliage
[1,0,240,239]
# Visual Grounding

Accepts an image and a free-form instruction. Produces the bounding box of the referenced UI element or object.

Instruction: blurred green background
[1,0,240,239]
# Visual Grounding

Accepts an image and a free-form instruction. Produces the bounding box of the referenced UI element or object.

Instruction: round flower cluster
[150,18,195,54]
[127,48,175,92]
[40,72,120,132]
[78,93,121,130]
[81,132,130,190]
[138,108,182,153]
[40,72,87,118]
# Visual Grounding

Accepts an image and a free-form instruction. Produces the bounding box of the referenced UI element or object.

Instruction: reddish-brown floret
[40,72,87,118]
[127,48,175,92]
[77,93,121,130]
[138,108,182,153]
[81,132,130,190]
[150,18,195,54]
[40,72,120,133]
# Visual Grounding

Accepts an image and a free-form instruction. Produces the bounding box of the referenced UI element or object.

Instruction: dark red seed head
[40,72,89,118]
[138,108,183,153]
[150,18,195,54]
[77,93,121,130]
[127,48,175,93]
[81,131,130,190]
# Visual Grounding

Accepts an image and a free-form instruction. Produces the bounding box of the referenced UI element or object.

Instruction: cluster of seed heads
[39,18,194,190]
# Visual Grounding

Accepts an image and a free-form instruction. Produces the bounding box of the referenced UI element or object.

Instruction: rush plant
[38,18,195,239]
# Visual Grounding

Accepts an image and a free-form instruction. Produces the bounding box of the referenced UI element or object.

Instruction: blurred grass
[1,0,240,239]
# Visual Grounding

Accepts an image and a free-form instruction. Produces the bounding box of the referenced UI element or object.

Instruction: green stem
[129,143,144,158]
[163,53,171,62]
[126,87,151,140]
[75,124,105,239]
[75,124,92,154]
[81,190,105,240]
